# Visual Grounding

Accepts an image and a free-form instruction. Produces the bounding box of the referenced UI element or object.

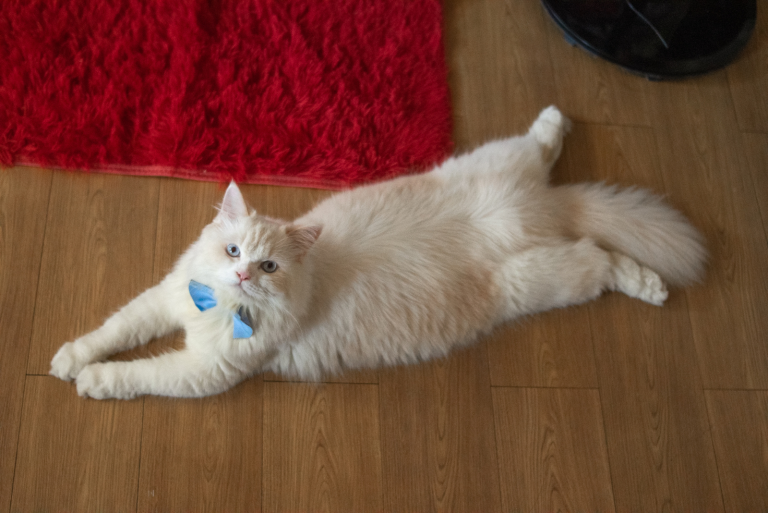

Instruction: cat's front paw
[76,363,136,400]
[50,342,91,381]
[76,364,109,399]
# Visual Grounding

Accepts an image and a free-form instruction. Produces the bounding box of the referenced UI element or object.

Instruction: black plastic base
[541,0,756,80]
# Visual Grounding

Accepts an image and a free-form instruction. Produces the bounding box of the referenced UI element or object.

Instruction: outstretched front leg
[50,278,184,381]
[75,349,249,399]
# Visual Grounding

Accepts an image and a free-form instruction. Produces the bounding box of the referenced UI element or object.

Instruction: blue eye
[226,244,240,257]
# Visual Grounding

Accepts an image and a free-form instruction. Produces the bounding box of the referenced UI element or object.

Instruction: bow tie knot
[189,280,254,339]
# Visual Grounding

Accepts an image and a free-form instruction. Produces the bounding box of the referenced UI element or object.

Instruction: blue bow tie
[189,280,254,339]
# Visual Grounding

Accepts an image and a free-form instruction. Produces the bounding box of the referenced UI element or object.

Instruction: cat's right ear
[216,181,249,222]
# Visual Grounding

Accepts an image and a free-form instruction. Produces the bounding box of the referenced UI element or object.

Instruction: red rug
[0,0,452,189]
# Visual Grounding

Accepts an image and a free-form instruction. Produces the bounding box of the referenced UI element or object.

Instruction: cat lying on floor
[50,106,706,399]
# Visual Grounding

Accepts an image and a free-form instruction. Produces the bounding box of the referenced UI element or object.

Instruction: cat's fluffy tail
[563,183,707,286]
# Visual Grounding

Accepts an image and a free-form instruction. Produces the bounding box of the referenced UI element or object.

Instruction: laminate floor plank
[590,293,723,512]
[242,183,332,221]
[555,121,662,188]
[261,368,379,384]
[443,0,558,148]
[544,13,653,127]
[262,382,383,513]
[379,347,502,512]
[706,390,768,513]
[557,122,722,511]
[152,179,222,281]
[492,387,615,512]
[0,168,52,513]
[741,132,768,241]
[10,376,143,511]
[138,380,263,512]
[486,307,597,388]
[727,8,768,132]
[26,173,161,375]
[650,74,768,389]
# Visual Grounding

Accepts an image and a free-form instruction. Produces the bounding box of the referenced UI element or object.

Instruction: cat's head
[191,182,322,319]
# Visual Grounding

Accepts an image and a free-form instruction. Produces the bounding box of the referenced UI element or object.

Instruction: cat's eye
[261,260,278,273]
[226,244,240,257]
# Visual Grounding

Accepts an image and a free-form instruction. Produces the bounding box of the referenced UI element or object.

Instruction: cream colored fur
[50,107,706,399]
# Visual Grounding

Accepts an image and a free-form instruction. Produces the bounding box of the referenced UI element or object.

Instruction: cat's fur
[50,107,706,399]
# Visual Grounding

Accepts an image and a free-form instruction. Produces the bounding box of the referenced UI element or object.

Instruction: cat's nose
[237,270,250,282]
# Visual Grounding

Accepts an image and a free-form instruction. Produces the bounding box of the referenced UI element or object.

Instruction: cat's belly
[263,262,503,380]
[273,168,546,380]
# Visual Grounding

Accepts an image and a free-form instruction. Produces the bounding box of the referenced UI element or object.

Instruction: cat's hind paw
[634,267,668,306]
[529,106,571,164]
[611,253,669,306]
[50,342,91,381]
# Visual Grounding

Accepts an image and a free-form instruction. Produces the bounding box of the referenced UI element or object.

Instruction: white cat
[50,106,706,399]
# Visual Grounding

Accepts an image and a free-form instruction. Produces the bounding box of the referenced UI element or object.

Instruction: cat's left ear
[286,225,323,259]
[216,181,249,221]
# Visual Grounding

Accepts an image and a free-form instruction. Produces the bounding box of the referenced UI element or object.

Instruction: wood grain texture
[443,0,558,148]
[487,307,597,388]
[261,367,379,384]
[262,382,383,513]
[138,379,263,512]
[741,132,768,241]
[727,7,768,132]
[555,122,662,187]
[26,173,160,374]
[379,347,502,512]
[706,391,768,513]
[650,75,768,389]
[558,122,722,511]
[241,183,332,222]
[11,376,142,511]
[0,168,51,513]
[590,293,723,512]
[544,12,653,126]
[492,387,615,512]
[152,179,222,281]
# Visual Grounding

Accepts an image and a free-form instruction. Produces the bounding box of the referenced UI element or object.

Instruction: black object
[541,0,757,79]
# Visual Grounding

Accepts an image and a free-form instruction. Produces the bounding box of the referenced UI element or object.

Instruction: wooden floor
[2,1,767,511]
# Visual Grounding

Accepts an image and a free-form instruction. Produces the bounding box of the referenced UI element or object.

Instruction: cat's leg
[74,349,247,399]
[50,279,183,381]
[433,106,570,182]
[527,105,571,167]
[608,251,669,306]
[497,238,668,320]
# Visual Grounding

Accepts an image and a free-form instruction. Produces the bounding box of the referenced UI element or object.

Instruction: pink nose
[237,270,250,282]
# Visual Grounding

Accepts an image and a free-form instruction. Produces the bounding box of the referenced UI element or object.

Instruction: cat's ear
[216,181,249,221]
[285,225,323,259]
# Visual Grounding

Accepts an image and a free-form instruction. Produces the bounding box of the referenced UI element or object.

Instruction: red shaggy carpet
[0,0,452,189]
